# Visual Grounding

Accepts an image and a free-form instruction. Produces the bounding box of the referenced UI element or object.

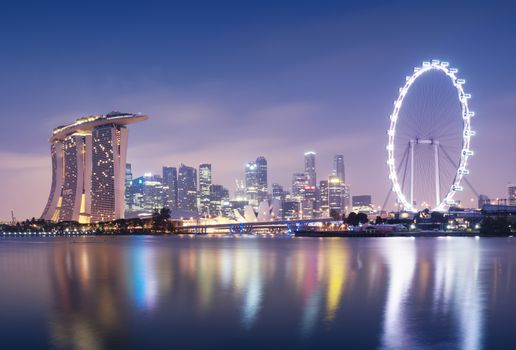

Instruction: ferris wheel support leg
[434,143,440,208]
[410,140,415,207]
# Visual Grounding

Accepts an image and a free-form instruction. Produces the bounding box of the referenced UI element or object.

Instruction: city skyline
[1,0,516,220]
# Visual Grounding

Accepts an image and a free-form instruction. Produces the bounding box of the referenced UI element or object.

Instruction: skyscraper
[272,183,285,202]
[90,124,129,223]
[209,184,230,216]
[304,151,317,187]
[291,172,308,201]
[319,180,329,215]
[333,155,345,183]
[328,175,343,215]
[41,112,148,223]
[178,164,198,212]
[126,174,165,216]
[256,156,268,203]
[245,161,258,206]
[199,164,212,215]
[162,166,178,210]
[125,163,133,212]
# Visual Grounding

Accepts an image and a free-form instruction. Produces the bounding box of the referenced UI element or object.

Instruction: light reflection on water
[0,236,515,349]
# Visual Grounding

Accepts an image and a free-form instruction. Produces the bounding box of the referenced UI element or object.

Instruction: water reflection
[0,236,515,349]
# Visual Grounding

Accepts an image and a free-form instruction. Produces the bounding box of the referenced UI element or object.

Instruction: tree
[480,217,511,236]
[153,207,172,232]
[346,212,359,226]
[357,212,369,224]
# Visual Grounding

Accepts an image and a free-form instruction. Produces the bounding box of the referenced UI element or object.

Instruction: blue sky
[0,0,515,219]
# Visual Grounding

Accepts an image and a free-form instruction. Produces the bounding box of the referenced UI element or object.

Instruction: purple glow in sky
[0,0,515,220]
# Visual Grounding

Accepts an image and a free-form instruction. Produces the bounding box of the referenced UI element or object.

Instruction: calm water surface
[0,236,515,349]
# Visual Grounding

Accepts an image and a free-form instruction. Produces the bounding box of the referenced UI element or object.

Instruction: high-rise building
[333,155,345,183]
[319,180,329,215]
[162,166,178,210]
[126,174,165,216]
[256,156,268,203]
[199,164,212,215]
[291,172,308,201]
[509,184,516,206]
[178,164,198,212]
[282,200,301,220]
[41,112,148,223]
[328,175,343,215]
[245,161,258,206]
[272,183,285,202]
[304,151,317,187]
[125,163,133,212]
[209,184,230,216]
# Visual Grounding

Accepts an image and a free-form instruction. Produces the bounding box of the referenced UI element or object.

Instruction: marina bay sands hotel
[41,112,148,223]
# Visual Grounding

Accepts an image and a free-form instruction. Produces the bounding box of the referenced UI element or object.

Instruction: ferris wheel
[387,60,475,212]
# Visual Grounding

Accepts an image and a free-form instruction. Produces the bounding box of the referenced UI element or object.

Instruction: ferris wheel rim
[386,60,474,212]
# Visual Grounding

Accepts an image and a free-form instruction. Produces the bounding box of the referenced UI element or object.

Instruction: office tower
[127,174,165,216]
[162,167,178,210]
[178,164,198,212]
[509,184,516,205]
[209,184,230,216]
[333,155,345,183]
[199,164,212,215]
[304,151,317,187]
[282,201,301,220]
[291,172,308,201]
[41,112,148,223]
[328,175,343,215]
[125,163,133,212]
[245,161,258,206]
[272,183,285,202]
[256,156,268,203]
[319,180,329,215]
[352,195,372,207]
[342,184,351,213]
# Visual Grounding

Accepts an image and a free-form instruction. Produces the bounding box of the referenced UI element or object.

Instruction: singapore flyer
[387,60,475,212]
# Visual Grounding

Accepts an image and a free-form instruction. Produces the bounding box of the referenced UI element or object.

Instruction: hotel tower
[41,112,148,223]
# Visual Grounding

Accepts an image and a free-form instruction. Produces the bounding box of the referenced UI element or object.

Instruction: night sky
[0,0,515,220]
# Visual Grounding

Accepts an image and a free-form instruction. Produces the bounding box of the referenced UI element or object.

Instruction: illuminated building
[291,172,308,201]
[256,156,268,204]
[272,183,286,202]
[178,164,198,212]
[509,184,516,206]
[125,163,133,211]
[41,112,147,223]
[352,194,373,213]
[328,175,343,214]
[199,164,212,215]
[282,200,300,220]
[126,174,165,217]
[209,184,230,216]
[304,152,317,187]
[352,195,372,207]
[319,180,329,215]
[162,166,178,210]
[333,155,345,183]
[245,161,258,206]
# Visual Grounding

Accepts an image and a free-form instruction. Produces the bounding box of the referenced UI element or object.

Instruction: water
[0,235,515,349]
